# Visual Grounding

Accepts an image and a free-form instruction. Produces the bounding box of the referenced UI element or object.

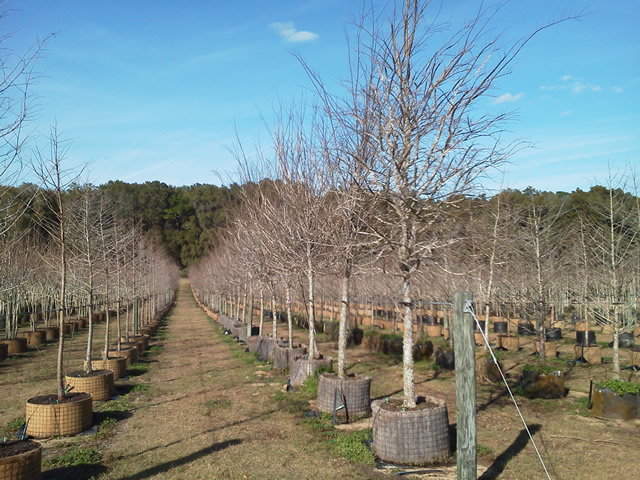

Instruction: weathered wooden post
[454,291,476,480]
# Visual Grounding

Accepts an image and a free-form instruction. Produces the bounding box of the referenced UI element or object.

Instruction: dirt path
[99,279,367,480]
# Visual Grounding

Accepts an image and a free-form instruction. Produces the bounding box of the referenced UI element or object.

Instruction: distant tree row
[1,180,242,269]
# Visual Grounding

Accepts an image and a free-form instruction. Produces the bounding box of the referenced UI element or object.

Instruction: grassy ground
[2,280,639,479]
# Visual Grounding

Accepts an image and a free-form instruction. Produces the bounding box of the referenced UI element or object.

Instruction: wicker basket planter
[133,335,150,351]
[372,395,450,465]
[139,326,152,336]
[534,340,557,358]
[255,337,276,362]
[289,357,333,388]
[109,347,138,367]
[0,343,7,362]
[65,370,115,401]
[630,347,640,367]
[0,439,42,480]
[45,327,59,342]
[85,356,128,380]
[25,393,93,438]
[317,374,372,420]
[26,331,46,346]
[425,325,442,337]
[499,335,519,351]
[574,345,601,364]
[77,318,87,329]
[62,324,72,335]
[0,338,27,355]
[274,344,307,372]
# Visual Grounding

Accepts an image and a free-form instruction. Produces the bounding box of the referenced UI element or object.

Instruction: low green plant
[298,365,333,395]
[569,397,592,417]
[477,444,493,457]
[332,429,375,466]
[95,417,117,439]
[7,417,25,433]
[597,379,640,395]
[301,413,334,437]
[130,383,149,394]
[204,398,231,410]
[522,364,561,375]
[98,395,131,412]
[43,446,102,468]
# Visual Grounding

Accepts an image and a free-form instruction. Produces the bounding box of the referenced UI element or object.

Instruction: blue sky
[4,0,639,193]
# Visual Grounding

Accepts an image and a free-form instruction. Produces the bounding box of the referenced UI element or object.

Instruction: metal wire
[464,301,552,480]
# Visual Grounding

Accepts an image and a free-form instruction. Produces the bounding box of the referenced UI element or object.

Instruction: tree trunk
[337,271,350,379]
[402,273,416,408]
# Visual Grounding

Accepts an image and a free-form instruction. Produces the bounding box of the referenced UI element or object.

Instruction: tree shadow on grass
[478,424,541,480]
[43,464,107,480]
[119,438,243,480]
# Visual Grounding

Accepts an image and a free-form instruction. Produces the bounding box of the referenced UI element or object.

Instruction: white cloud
[613,86,624,93]
[561,75,572,81]
[493,92,524,104]
[270,22,319,43]
[571,82,587,93]
[560,110,572,117]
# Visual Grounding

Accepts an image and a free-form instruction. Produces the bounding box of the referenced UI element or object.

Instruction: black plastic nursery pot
[493,321,508,333]
[372,396,450,465]
[576,330,597,346]
[545,327,562,341]
[608,332,634,349]
[517,322,536,336]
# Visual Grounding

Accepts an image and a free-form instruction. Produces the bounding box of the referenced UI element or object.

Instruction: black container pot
[545,327,562,342]
[475,320,486,332]
[493,321,508,333]
[608,332,634,349]
[518,322,536,336]
[576,330,597,346]
[422,315,437,326]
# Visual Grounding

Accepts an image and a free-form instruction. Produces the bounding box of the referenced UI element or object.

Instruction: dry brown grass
[2,281,639,480]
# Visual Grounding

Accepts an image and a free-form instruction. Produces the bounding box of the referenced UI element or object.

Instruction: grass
[129,383,150,394]
[43,446,102,468]
[95,417,117,440]
[569,397,592,416]
[204,398,232,411]
[477,444,494,457]
[332,429,375,466]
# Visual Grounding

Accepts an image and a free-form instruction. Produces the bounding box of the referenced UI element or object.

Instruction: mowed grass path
[99,278,367,480]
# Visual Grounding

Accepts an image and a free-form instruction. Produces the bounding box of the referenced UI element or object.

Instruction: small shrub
[332,430,375,466]
[299,365,333,395]
[95,417,117,439]
[477,444,493,457]
[7,417,25,433]
[44,446,102,468]
[130,383,149,394]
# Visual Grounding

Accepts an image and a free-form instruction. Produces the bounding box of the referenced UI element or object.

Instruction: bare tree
[31,126,84,400]
[304,0,569,407]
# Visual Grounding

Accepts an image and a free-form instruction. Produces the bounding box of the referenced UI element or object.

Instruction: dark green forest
[3,181,242,269]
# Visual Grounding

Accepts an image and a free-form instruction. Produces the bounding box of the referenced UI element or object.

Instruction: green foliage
[7,417,25,433]
[204,399,232,411]
[477,444,494,457]
[298,365,333,395]
[522,364,561,375]
[569,397,592,417]
[95,417,117,439]
[332,430,375,466]
[273,389,313,415]
[43,446,102,468]
[130,383,149,394]
[597,379,640,395]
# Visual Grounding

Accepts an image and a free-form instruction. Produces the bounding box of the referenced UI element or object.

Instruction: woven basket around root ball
[132,335,150,351]
[65,370,115,401]
[109,347,138,367]
[372,395,450,465]
[26,331,46,346]
[25,393,93,438]
[289,358,333,388]
[45,327,59,342]
[0,339,27,355]
[0,343,7,362]
[274,344,307,372]
[85,356,128,380]
[0,439,42,480]
[317,374,372,420]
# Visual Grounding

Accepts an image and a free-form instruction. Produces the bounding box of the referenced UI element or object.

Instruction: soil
[66,369,111,378]
[0,439,40,459]
[377,396,440,411]
[27,392,91,405]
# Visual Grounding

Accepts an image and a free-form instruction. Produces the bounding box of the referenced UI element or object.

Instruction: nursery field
[2,279,639,479]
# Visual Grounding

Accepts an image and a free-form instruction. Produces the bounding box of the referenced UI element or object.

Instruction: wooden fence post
[454,291,476,480]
